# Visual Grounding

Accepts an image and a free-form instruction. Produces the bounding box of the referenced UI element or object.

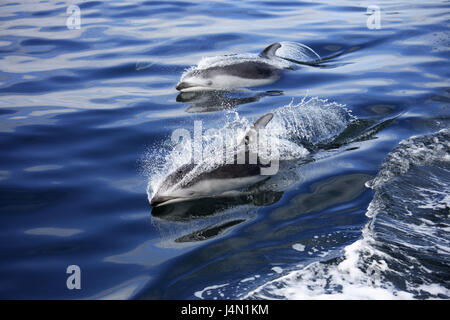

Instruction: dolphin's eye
[207,80,213,85]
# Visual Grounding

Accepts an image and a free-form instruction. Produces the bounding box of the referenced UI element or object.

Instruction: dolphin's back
[198,61,279,80]
[183,162,262,188]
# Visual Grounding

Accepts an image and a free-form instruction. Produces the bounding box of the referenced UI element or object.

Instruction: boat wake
[241,129,450,299]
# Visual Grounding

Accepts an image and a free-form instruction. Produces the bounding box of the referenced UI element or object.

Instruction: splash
[145,97,354,203]
[273,41,321,65]
[366,129,450,188]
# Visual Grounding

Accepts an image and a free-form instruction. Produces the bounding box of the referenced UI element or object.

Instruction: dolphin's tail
[260,41,321,66]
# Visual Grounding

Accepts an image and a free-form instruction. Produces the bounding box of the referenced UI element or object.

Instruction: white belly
[189,175,267,196]
[180,74,279,92]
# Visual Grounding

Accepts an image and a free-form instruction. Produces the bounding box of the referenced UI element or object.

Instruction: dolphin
[150,113,276,207]
[176,42,320,92]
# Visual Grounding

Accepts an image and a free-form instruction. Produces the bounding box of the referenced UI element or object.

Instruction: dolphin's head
[176,69,217,92]
[150,163,199,207]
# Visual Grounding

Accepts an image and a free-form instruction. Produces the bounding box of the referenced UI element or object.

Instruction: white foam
[272,267,283,274]
[245,230,415,300]
[417,283,449,296]
[240,277,256,283]
[366,129,450,189]
[243,130,450,300]
[292,243,306,252]
[194,283,229,299]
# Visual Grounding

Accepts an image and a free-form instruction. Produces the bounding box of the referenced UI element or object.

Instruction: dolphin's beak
[176,82,191,91]
[151,194,204,207]
[150,195,176,207]
[176,82,218,92]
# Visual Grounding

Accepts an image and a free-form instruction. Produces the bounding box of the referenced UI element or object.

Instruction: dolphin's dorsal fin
[253,113,273,129]
[241,113,274,147]
[260,43,281,59]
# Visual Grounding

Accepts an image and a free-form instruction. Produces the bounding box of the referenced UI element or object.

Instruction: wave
[243,129,450,299]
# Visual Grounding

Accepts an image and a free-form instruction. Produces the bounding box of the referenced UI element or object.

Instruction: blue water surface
[0,0,449,299]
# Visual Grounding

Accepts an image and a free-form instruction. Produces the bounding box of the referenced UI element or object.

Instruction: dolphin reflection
[176,90,283,113]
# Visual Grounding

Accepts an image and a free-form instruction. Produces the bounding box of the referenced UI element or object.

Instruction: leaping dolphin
[150,113,276,207]
[176,42,321,92]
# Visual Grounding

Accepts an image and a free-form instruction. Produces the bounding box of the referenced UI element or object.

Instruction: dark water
[0,0,449,299]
